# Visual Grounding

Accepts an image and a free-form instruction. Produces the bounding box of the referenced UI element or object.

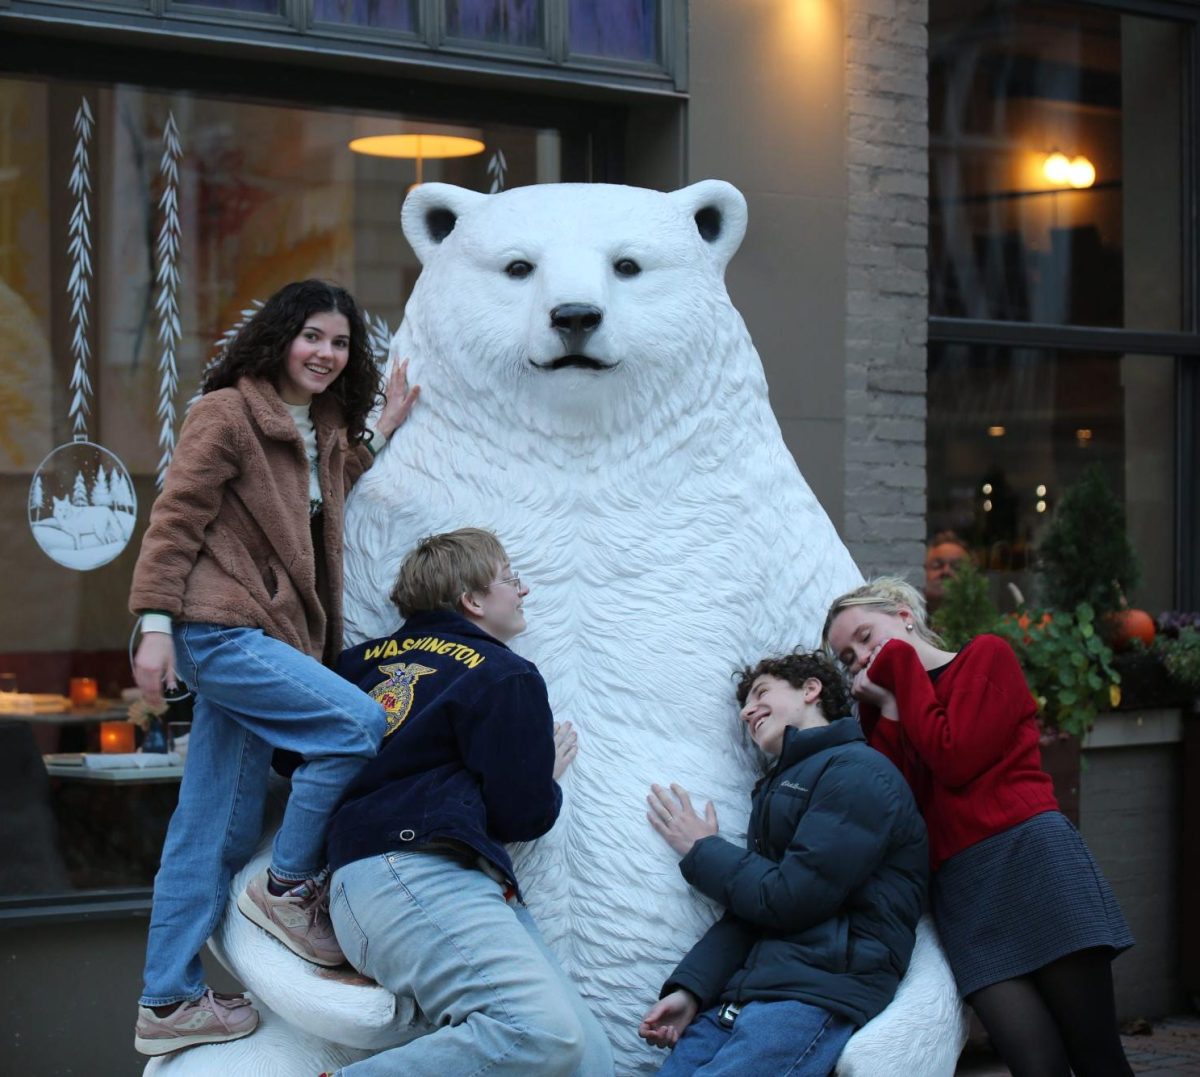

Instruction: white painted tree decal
[67,97,93,438]
[154,111,183,490]
[487,148,508,193]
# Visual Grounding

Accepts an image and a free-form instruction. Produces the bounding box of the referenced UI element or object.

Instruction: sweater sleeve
[866,635,1031,788]
[128,396,244,617]
[679,757,908,934]
[662,912,756,1010]
[456,670,562,842]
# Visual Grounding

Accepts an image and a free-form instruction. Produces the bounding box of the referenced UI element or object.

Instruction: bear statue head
[397,180,751,442]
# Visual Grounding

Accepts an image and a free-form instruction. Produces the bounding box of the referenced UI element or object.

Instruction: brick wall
[843,0,930,581]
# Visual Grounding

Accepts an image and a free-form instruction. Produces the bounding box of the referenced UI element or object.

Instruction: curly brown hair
[734,650,851,722]
[202,279,382,443]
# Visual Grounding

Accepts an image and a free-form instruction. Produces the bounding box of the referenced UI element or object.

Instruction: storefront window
[930,2,1183,331]
[927,342,1176,611]
[569,0,659,62]
[0,73,583,905]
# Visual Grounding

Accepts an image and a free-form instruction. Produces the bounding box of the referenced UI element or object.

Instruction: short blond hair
[822,576,944,650]
[390,528,508,618]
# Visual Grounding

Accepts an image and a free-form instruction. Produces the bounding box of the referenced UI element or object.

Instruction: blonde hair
[822,576,944,650]
[390,528,508,618]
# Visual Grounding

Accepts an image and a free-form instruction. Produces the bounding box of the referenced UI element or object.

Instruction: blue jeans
[329,850,614,1077]
[139,622,385,1006]
[658,999,854,1077]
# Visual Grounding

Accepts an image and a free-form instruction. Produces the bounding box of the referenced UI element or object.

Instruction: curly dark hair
[734,650,851,723]
[202,279,382,443]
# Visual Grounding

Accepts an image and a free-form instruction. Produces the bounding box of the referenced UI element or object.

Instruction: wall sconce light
[987,425,1006,438]
[1043,152,1096,189]
[348,133,486,186]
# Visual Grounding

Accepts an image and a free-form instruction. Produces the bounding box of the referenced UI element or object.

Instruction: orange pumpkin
[1108,608,1156,651]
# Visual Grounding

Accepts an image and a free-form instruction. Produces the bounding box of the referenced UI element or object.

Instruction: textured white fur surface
[208,842,417,1051]
[836,916,967,1076]
[330,179,963,1072]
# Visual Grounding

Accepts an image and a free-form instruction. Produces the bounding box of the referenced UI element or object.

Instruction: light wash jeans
[329,849,615,1077]
[139,622,385,1006]
[658,998,854,1076]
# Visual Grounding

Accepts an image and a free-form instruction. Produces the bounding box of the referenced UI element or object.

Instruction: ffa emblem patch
[372,662,437,736]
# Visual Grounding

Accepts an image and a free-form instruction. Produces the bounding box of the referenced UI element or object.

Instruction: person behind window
[322,528,613,1077]
[825,579,1135,1077]
[637,651,927,1076]
[924,530,971,613]
[128,279,419,1056]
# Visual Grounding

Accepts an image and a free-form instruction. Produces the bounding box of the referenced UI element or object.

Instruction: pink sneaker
[134,990,259,1055]
[237,868,346,967]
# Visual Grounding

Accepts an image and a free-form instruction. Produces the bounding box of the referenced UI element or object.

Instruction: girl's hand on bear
[375,357,421,440]
[647,782,718,856]
[638,989,699,1049]
[552,720,578,780]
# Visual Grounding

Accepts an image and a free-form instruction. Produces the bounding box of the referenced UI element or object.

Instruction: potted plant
[932,564,1120,822]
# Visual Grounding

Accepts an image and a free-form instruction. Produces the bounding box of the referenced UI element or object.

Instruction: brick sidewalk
[955,1015,1200,1076]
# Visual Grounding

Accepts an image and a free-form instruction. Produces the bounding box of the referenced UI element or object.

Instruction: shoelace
[184,989,250,1032]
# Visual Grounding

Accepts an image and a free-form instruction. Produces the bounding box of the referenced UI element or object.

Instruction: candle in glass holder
[69,676,99,707]
[99,720,135,753]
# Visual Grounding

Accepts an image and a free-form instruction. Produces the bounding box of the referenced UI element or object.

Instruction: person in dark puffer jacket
[640,651,928,1077]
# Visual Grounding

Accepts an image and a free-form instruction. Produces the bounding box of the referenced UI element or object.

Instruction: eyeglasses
[925,558,965,572]
[492,572,521,589]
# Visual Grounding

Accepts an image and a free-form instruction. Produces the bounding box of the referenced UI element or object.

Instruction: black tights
[967,948,1134,1077]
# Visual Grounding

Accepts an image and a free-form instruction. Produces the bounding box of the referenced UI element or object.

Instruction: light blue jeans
[139,622,385,1006]
[658,998,854,1076]
[329,849,615,1077]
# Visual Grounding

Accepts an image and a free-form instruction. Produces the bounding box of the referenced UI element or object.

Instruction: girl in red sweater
[824,578,1133,1077]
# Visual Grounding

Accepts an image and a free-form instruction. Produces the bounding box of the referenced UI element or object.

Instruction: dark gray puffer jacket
[665,717,928,1027]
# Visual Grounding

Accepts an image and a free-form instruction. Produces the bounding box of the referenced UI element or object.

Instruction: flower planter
[1039,732,1081,826]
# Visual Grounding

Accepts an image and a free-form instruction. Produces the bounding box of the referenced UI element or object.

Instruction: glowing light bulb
[1067,156,1096,188]
[1036,484,1047,497]
[1043,152,1071,185]
[982,483,993,495]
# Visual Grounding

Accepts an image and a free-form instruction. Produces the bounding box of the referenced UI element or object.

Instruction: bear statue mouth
[530,354,620,373]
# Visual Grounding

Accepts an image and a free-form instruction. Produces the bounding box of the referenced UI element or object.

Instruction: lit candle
[99,721,135,754]
[69,677,99,707]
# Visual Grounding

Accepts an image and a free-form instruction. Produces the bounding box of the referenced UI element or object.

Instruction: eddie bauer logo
[780,780,808,792]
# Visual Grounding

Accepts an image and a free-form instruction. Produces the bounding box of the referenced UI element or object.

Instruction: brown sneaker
[237,868,346,967]
[134,990,259,1055]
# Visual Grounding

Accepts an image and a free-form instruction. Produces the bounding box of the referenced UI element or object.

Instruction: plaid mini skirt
[932,810,1134,997]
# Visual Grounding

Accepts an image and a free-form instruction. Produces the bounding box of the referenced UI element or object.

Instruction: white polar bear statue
[193,179,965,1076]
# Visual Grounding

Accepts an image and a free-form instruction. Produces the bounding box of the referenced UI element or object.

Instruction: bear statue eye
[505,260,534,279]
[613,258,642,278]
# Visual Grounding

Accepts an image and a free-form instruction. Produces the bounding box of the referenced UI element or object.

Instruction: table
[43,761,184,784]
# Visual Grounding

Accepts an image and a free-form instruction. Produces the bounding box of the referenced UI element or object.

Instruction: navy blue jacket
[326,609,560,891]
[666,718,928,1028]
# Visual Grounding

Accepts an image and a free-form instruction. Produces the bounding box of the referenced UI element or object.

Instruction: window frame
[927,0,1200,610]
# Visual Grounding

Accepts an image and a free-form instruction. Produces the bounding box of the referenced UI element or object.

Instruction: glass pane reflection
[444,0,543,48]
[927,343,1175,610]
[569,0,659,61]
[313,0,418,32]
[929,1,1182,330]
[173,0,282,12]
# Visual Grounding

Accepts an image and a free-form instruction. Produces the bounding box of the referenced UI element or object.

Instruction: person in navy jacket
[639,651,927,1076]
[325,528,612,1077]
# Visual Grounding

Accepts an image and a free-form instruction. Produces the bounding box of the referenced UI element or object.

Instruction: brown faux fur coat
[129,376,374,664]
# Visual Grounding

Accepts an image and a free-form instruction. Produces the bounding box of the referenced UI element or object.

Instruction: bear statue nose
[550,304,603,336]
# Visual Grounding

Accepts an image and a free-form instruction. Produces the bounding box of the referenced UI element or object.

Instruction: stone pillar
[844,0,929,580]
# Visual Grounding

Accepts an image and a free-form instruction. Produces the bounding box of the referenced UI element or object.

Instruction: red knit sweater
[858,634,1058,871]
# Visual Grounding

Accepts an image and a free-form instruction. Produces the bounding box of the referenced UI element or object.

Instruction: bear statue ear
[667,179,748,270]
[401,183,489,265]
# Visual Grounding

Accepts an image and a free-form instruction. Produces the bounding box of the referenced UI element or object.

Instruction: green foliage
[1156,627,1200,694]
[931,561,999,650]
[1037,467,1139,620]
[993,603,1121,737]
